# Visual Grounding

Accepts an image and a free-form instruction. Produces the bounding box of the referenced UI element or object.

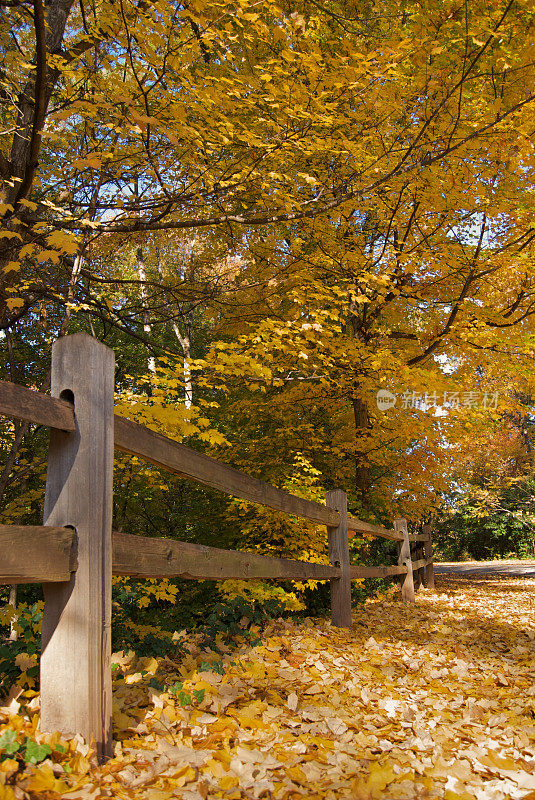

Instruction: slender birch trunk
[136,244,156,376]
[171,321,192,409]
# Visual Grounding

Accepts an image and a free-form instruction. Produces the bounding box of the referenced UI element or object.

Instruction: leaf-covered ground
[1,575,534,800]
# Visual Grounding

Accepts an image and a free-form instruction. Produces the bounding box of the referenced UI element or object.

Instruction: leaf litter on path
[0,575,534,799]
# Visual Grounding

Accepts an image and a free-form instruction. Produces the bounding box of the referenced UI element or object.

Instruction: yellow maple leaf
[22,765,70,795]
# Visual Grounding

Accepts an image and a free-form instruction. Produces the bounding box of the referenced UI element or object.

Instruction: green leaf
[193,689,205,703]
[177,690,192,707]
[0,729,20,756]
[200,660,225,675]
[24,739,52,764]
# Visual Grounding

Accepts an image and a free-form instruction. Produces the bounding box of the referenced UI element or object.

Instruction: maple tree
[2,2,535,792]
[0,0,535,587]
[1,0,535,646]
[1,0,535,320]
[1,0,535,472]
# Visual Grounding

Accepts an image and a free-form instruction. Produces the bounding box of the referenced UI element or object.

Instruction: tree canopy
[2,0,535,553]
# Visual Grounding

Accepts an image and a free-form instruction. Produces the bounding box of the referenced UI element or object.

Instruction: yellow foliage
[220,580,304,611]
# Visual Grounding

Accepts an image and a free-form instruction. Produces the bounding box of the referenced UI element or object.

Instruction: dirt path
[4,574,535,799]
[435,559,535,577]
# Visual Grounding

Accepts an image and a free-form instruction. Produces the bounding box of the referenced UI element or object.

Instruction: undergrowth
[0,574,386,695]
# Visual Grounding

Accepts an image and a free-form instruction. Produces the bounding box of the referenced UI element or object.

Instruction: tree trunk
[154,247,194,409]
[352,395,371,509]
[136,245,156,375]
[171,321,193,409]
[8,585,18,641]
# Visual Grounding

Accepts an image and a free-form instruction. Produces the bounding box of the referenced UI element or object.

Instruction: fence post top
[326,488,347,499]
[53,332,114,355]
[325,488,347,516]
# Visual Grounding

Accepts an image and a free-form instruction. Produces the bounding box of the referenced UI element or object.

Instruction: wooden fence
[0,333,434,759]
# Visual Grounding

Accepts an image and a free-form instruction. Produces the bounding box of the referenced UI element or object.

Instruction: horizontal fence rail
[0,525,78,582]
[347,517,403,541]
[0,379,75,432]
[0,333,435,759]
[1,378,409,536]
[1,379,338,527]
[350,563,409,579]
[412,558,434,571]
[0,526,341,583]
[113,531,342,581]
[0,524,434,585]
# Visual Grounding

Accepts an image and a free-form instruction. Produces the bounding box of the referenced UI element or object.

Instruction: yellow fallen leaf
[287,765,307,783]
[287,692,298,711]
[113,708,135,729]
[353,763,397,799]
[220,774,239,790]
[168,766,196,787]
[22,764,70,794]
[145,791,173,800]
[0,759,18,778]
[204,758,227,778]
[480,752,519,772]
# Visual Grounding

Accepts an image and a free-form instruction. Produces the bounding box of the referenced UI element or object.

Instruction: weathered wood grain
[408,534,429,543]
[0,525,77,583]
[411,558,432,570]
[41,333,114,761]
[0,379,75,431]
[326,489,352,628]
[395,518,415,603]
[112,531,340,580]
[347,517,403,541]
[114,415,339,526]
[350,564,408,579]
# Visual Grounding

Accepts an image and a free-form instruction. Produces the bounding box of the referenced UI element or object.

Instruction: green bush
[435,480,535,561]
[0,603,42,694]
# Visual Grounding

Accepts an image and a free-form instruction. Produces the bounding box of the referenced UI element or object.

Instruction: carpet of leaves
[1,575,534,800]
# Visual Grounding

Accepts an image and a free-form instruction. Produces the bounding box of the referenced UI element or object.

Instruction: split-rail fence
[0,333,434,759]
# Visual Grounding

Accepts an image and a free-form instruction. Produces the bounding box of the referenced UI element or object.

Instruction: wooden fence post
[423,522,435,589]
[326,489,351,627]
[41,333,115,761]
[415,528,425,590]
[394,518,414,603]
